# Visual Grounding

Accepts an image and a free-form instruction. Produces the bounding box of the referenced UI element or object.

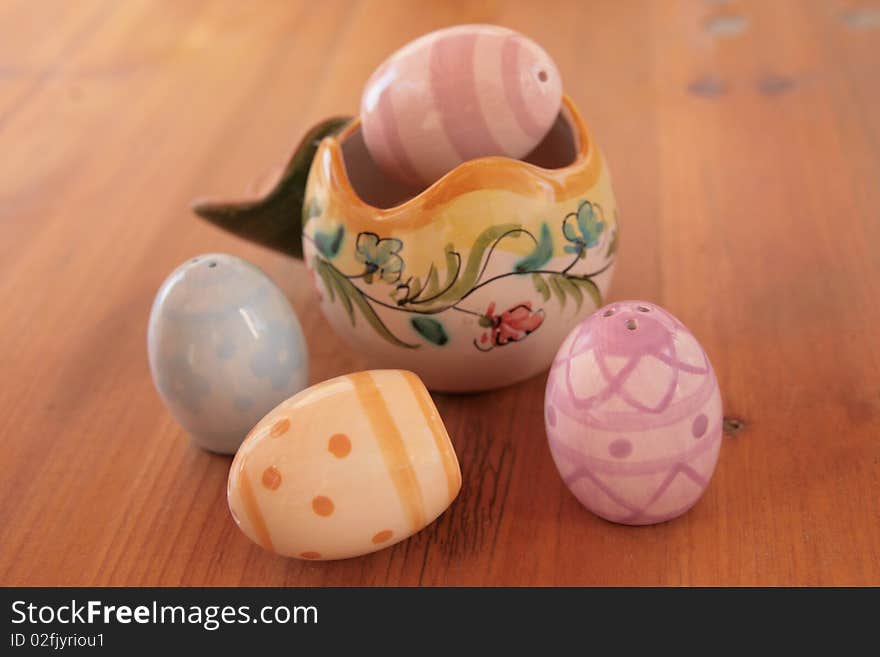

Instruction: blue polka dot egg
[148,254,309,454]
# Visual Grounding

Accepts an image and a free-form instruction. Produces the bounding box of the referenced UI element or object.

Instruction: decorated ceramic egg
[360,24,563,187]
[147,254,309,454]
[544,301,722,525]
[227,370,461,560]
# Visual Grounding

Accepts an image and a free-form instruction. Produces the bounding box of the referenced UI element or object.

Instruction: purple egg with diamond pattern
[544,301,722,525]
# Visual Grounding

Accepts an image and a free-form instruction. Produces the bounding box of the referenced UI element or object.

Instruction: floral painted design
[563,200,606,257]
[476,302,545,351]
[355,232,404,284]
[307,199,617,351]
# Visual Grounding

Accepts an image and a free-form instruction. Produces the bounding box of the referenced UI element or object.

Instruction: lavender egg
[544,301,723,525]
[148,254,309,454]
[360,24,563,187]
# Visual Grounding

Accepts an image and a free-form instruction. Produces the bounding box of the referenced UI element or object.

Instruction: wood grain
[1,0,878,586]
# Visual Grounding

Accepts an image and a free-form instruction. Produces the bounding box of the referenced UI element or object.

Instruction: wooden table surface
[2,0,879,586]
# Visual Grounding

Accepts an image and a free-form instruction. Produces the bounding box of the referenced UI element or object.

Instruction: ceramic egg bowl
[195,95,619,392]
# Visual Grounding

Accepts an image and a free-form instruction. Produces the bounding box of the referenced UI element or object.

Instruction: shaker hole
[537,70,549,82]
[625,319,638,330]
[208,261,217,268]
[637,306,650,313]
[603,309,615,317]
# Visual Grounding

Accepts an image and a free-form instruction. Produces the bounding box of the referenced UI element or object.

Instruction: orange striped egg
[227,370,461,560]
[360,24,563,188]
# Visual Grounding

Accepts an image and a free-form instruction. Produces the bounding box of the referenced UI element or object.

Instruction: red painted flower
[477,301,545,350]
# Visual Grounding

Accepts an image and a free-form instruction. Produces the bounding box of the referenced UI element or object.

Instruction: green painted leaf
[515,222,553,272]
[559,275,583,310]
[550,275,581,311]
[315,258,336,302]
[532,273,551,302]
[314,225,344,259]
[316,259,419,349]
[348,288,418,349]
[420,264,440,299]
[419,224,520,309]
[547,274,602,312]
[329,271,354,321]
[549,275,566,309]
[442,244,459,291]
[410,317,449,346]
[408,275,423,301]
[570,275,603,309]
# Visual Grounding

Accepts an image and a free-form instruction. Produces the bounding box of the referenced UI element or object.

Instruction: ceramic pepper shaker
[545,301,723,524]
[148,254,309,454]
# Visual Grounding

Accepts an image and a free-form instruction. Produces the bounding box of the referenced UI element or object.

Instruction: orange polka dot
[261,466,281,490]
[312,496,335,516]
[300,551,321,559]
[372,530,393,544]
[328,433,351,458]
[270,418,290,437]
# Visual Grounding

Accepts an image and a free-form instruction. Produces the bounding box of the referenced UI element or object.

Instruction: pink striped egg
[360,24,563,187]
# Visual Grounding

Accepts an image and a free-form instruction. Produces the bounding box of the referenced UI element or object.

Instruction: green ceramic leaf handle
[191,116,353,259]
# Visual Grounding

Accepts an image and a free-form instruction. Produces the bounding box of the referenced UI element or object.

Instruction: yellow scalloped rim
[313,94,603,234]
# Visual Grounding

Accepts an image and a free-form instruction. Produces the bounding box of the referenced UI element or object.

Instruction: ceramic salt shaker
[545,301,722,525]
[148,254,309,454]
